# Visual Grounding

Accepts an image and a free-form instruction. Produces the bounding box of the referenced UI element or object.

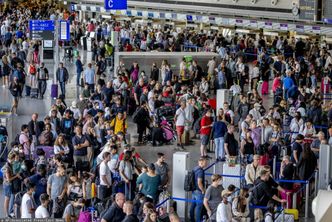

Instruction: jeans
[190,190,204,222]
[38,80,47,97]
[125,181,132,200]
[76,71,82,86]
[59,82,66,96]
[214,137,225,159]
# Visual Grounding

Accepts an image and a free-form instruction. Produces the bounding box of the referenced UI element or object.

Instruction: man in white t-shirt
[175,101,187,150]
[99,152,112,201]
[21,182,37,218]
[35,193,50,218]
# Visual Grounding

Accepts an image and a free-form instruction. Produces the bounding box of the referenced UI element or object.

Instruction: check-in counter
[114,51,219,76]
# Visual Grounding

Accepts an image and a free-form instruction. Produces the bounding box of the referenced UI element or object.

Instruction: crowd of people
[1,2,332,222]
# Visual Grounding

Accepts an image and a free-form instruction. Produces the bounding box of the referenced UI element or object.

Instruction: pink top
[272,77,281,93]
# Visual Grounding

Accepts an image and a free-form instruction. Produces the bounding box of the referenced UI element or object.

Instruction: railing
[162,160,317,219]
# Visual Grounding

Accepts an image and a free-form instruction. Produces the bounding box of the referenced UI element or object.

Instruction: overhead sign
[29,20,55,40]
[104,0,127,10]
[59,20,70,41]
[299,0,316,20]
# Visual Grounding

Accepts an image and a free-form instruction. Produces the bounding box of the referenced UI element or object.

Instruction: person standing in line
[35,194,50,218]
[83,63,96,93]
[9,76,20,115]
[212,109,228,161]
[21,182,37,219]
[190,157,207,222]
[37,62,49,99]
[174,100,186,151]
[99,152,112,201]
[56,62,69,97]
[101,193,126,222]
[75,56,84,86]
[47,164,67,218]
[224,124,239,160]
[203,174,224,221]
[200,109,213,158]
[122,201,139,222]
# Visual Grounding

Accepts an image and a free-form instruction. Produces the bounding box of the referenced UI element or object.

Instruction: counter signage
[312,26,321,34]
[265,22,273,29]
[104,0,127,10]
[296,25,305,33]
[249,20,257,28]
[280,23,288,31]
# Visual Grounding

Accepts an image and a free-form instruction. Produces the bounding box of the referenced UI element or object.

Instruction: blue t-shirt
[283,77,294,90]
[29,173,47,203]
[193,166,204,191]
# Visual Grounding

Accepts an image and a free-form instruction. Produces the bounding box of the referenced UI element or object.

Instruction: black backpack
[184,169,197,192]
[132,108,141,124]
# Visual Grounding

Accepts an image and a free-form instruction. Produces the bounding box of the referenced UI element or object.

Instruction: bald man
[122,201,139,222]
[101,193,126,222]
[169,213,181,222]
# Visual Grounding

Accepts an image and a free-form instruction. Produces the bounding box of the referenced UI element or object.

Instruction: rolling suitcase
[25,85,31,97]
[51,84,58,98]
[30,88,39,99]
[181,130,190,145]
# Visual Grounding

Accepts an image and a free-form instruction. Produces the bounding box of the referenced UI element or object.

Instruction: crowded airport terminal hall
[2,0,332,221]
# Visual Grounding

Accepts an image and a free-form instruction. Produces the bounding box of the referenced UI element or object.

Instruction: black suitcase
[31,88,39,99]
[25,85,31,97]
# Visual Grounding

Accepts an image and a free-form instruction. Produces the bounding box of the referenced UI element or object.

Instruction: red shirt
[200,115,212,135]
[119,151,141,161]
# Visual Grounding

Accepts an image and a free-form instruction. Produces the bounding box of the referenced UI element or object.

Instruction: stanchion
[184,192,188,221]
[292,193,297,209]
[273,156,277,179]
[314,170,319,197]
[305,182,309,218]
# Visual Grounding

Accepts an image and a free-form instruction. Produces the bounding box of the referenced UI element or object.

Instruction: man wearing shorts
[200,109,213,158]
[175,101,186,150]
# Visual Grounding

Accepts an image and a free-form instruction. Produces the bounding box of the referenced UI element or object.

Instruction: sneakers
[174,144,185,151]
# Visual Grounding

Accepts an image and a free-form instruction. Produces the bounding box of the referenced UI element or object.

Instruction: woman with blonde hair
[54,134,70,163]
[232,188,250,221]
[2,54,11,87]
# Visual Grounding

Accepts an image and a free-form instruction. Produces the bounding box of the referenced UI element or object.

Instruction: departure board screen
[299,0,316,20]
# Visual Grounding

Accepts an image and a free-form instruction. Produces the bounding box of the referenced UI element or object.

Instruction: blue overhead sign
[29,20,55,40]
[29,20,55,31]
[104,0,127,10]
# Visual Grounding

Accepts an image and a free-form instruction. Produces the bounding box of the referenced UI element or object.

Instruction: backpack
[13,133,22,145]
[184,169,196,192]
[14,191,25,218]
[29,65,36,75]
[132,108,141,124]
[78,210,91,222]
[100,61,106,73]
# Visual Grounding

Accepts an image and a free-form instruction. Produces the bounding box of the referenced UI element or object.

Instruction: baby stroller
[63,47,73,64]
[156,106,176,127]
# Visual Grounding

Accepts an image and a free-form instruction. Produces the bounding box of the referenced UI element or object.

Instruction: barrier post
[282,209,285,222]
[292,193,297,209]
[314,170,318,197]
[167,198,170,214]
[305,182,309,218]
[273,156,277,179]
[185,192,189,221]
